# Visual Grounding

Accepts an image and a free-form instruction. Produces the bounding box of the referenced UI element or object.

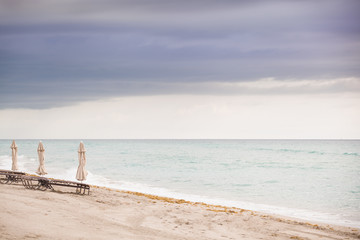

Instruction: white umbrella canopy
[76,141,88,181]
[10,140,18,171]
[36,141,47,175]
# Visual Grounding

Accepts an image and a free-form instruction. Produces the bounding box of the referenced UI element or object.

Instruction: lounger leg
[37,181,46,191]
[8,175,17,184]
[37,180,53,191]
[0,176,6,184]
[5,175,11,184]
[0,176,7,184]
[75,185,86,194]
[29,179,37,189]
[21,178,29,189]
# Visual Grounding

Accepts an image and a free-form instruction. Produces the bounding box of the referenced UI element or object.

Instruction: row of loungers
[0,169,90,195]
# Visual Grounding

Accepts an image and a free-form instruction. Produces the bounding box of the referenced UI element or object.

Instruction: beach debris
[290,236,304,240]
[122,190,250,215]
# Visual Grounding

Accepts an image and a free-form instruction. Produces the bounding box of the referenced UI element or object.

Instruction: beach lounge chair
[21,175,53,191]
[0,169,26,184]
[21,175,90,194]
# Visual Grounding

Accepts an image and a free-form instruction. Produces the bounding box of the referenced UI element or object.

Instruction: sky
[0,0,359,139]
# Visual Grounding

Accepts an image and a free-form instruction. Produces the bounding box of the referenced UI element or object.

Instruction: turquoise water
[0,139,359,227]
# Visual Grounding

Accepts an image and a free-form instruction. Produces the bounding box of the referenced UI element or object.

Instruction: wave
[0,154,35,171]
[255,148,326,155]
[343,152,359,156]
[255,147,360,157]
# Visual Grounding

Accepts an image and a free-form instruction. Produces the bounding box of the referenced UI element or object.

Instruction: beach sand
[0,183,359,240]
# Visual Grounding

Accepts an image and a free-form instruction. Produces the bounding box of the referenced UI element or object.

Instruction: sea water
[0,139,359,228]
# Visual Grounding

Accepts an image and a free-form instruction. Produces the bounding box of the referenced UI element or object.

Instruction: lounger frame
[0,169,90,195]
[0,170,25,184]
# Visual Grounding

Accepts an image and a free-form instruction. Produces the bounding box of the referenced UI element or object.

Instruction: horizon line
[1,138,359,141]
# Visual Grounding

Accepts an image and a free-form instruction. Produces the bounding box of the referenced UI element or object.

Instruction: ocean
[0,139,359,228]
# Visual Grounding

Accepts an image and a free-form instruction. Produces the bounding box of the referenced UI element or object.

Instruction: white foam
[0,154,31,171]
[0,155,12,169]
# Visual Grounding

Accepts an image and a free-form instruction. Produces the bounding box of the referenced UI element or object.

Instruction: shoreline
[88,181,360,229]
[102,186,360,229]
[1,167,359,229]
[1,183,359,239]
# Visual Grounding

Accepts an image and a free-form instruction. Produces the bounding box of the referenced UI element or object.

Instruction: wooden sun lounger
[21,175,90,195]
[1,169,90,194]
[48,178,90,195]
[0,170,26,184]
[21,175,53,191]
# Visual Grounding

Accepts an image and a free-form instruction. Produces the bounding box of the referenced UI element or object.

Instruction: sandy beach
[0,183,359,240]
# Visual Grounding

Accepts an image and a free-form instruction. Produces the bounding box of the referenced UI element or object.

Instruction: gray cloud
[0,0,359,109]
[1,77,359,109]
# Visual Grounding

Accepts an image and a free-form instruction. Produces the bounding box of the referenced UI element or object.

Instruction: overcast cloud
[0,0,359,109]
